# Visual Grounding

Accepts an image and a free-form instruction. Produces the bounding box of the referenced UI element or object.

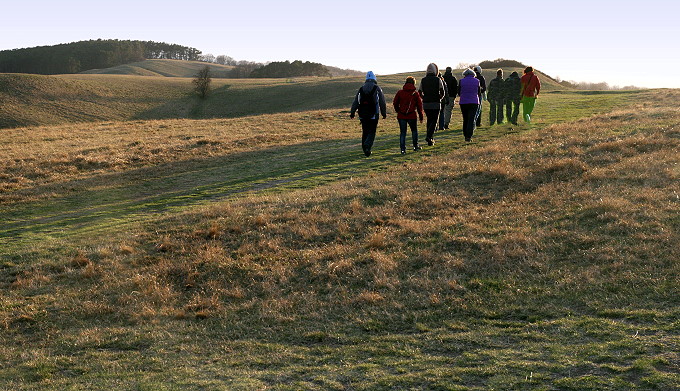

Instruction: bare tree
[193,65,212,99]
[200,53,216,63]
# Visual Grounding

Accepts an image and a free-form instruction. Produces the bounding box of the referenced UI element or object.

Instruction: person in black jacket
[487,69,505,125]
[504,71,521,125]
[473,65,487,127]
[350,71,387,157]
[418,63,445,146]
[441,67,458,130]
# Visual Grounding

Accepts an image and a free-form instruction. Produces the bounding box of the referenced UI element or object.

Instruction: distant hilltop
[0,39,363,78]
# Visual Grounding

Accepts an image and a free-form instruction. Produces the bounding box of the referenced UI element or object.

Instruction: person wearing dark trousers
[442,66,458,129]
[438,72,449,131]
[487,69,505,125]
[504,71,521,125]
[350,71,387,157]
[473,65,487,127]
[418,63,445,146]
[458,68,481,142]
[393,76,424,154]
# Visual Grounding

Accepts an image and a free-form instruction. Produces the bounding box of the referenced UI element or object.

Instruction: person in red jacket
[393,76,424,154]
[520,66,541,123]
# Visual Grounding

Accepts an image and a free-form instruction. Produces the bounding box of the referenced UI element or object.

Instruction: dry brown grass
[0,110,353,203]
[2,90,679,389]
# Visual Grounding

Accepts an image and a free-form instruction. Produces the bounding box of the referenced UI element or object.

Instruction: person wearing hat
[520,66,541,123]
[458,68,481,142]
[350,71,387,157]
[441,66,458,130]
[473,65,487,127]
[487,69,505,125]
[418,63,446,146]
[393,76,424,154]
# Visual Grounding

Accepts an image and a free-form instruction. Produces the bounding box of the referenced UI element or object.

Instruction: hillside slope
[1,68,568,129]
[81,59,235,78]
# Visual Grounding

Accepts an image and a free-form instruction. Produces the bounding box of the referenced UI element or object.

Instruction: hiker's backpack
[398,91,417,115]
[357,85,378,119]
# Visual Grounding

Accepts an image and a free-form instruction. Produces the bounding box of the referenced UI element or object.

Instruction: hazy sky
[3,0,679,88]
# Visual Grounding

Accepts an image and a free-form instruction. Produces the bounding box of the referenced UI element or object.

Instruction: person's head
[463,69,475,77]
[405,76,416,85]
[366,71,377,82]
[524,66,533,74]
[473,65,482,74]
[510,71,519,78]
[446,66,452,73]
[427,63,438,75]
[497,69,503,77]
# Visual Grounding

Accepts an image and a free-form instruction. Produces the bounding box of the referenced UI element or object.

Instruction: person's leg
[425,109,439,145]
[398,119,407,152]
[460,105,468,139]
[522,96,536,122]
[497,99,504,124]
[443,99,454,129]
[408,119,419,149]
[361,120,368,154]
[475,99,483,127]
[461,104,476,140]
[512,99,520,124]
[438,103,446,130]
[506,100,512,123]
[489,100,497,125]
[362,119,378,156]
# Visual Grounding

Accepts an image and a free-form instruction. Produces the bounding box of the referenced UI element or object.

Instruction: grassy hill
[1,67,565,129]
[81,59,236,78]
[1,82,678,390]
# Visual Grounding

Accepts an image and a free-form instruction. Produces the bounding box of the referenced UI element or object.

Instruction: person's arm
[393,92,400,113]
[438,79,445,100]
[378,87,387,119]
[350,91,359,118]
[535,77,541,96]
[416,93,424,122]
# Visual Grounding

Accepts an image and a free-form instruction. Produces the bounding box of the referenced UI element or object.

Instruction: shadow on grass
[1,130,443,256]
[133,78,368,121]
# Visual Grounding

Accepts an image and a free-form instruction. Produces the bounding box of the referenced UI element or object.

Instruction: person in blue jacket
[350,71,387,157]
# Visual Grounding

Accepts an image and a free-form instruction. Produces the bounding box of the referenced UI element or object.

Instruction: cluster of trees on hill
[478,58,527,69]
[250,60,331,78]
[0,40,202,74]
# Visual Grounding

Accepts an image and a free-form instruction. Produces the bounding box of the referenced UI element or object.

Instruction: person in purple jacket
[457,68,481,142]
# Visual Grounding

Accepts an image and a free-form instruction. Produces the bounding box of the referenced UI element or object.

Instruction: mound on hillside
[81,59,235,78]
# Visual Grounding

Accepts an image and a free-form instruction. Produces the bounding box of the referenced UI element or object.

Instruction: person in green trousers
[520,66,541,123]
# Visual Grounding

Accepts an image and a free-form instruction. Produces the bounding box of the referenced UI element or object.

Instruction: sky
[2,0,679,88]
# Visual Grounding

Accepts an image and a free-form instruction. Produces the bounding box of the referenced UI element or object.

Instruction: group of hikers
[350,63,541,156]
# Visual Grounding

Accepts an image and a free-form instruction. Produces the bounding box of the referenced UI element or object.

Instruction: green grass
[1,66,567,129]
[1,80,678,390]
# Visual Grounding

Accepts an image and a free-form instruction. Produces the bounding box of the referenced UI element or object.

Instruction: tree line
[0,39,356,79]
[0,39,202,74]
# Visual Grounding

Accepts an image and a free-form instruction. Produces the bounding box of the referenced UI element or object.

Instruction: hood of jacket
[509,71,519,78]
[361,79,378,94]
[402,83,417,91]
[427,63,438,75]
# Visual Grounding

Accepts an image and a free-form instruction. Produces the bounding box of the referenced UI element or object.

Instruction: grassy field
[0,67,564,129]
[1,77,678,390]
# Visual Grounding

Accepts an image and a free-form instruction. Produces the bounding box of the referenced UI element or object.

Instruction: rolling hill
[81,59,236,78]
[0,64,567,129]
